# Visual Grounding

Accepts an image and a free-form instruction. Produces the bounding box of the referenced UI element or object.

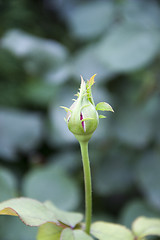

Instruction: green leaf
[61,228,74,240]
[37,223,63,240]
[61,229,93,240]
[38,226,93,240]
[91,221,134,240]
[73,230,93,240]
[132,217,160,239]
[96,102,114,112]
[0,197,58,226]
[0,197,83,229]
[44,201,83,228]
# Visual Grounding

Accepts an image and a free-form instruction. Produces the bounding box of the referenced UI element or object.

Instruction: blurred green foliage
[0,0,160,239]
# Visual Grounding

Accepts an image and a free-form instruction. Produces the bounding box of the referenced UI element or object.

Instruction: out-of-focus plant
[0,75,160,240]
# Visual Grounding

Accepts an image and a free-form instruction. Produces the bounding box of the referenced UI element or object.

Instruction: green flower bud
[61,75,114,142]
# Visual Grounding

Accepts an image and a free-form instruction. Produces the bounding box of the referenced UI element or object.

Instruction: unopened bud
[61,75,114,143]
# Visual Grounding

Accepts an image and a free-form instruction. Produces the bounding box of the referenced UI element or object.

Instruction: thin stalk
[79,141,92,235]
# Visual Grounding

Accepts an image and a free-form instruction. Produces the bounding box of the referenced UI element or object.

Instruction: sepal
[96,102,114,112]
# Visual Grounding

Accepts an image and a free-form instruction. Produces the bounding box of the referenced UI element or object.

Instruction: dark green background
[0,0,160,239]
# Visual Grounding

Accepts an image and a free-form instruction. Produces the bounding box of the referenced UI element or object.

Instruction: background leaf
[1,30,69,75]
[112,97,158,148]
[96,24,160,72]
[93,148,133,195]
[119,200,160,228]
[0,167,17,201]
[23,165,81,211]
[66,2,115,40]
[0,109,43,160]
[0,216,37,240]
[136,151,160,210]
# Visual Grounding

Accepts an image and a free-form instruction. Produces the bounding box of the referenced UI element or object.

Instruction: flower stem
[79,141,92,235]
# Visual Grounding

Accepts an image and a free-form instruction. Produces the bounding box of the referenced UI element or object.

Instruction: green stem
[79,141,92,235]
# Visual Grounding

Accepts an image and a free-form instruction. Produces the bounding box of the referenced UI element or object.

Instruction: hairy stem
[79,141,92,235]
